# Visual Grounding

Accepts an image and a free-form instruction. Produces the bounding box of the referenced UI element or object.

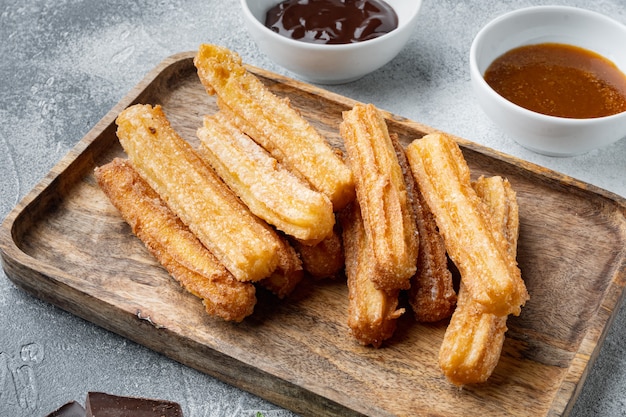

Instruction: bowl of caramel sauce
[470,6,626,156]
[241,0,422,84]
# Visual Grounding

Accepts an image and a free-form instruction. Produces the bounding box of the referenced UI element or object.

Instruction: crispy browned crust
[391,136,456,323]
[406,133,528,316]
[94,158,256,322]
[438,287,508,386]
[258,234,304,299]
[291,223,345,279]
[341,202,405,348]
[115,103,282,283]
[438,175,520,385]
[193,44,355,211]
[340,103,419,292]
[197,112,335,244]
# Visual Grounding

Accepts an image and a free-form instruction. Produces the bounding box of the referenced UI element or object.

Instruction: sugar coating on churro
[197,112,335,244]
[406,133,528,317]
[115,103,282,283]
[340,103,419,293]
[439,175,520,385]
[391,137,457,323]
[341,202,405,348]
[95,158,257,322]
[194,44,355,211]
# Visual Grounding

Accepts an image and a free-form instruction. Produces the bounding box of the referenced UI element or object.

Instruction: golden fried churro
[291,224,345,279]
[473,176,519,257]
[341,202,404,347]
[193,44,355,210]
[116,103,281,283]
[439,175,519,385]
[94,158,256,322]
[197,112,334,244]
[438,291,508,386]
[406,133,528,316]
[340,103,418,292]
[392,138,456,323]
[258,234,304,299]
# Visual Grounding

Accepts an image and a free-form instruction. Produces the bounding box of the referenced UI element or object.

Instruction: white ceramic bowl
[470,6,626,156]
[241,0,422,84]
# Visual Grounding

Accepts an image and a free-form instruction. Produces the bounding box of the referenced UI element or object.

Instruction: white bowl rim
[240,0,422,51]
[469,5,626,125]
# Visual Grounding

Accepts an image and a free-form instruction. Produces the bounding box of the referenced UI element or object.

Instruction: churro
[197,112,334,244]
[94,158,256,322]
[291,224,345,279]
[391,138,456,323]
[341,202,404,347]
[193,44,355,210]
[259,234,304,299]
[438,175,519,385]
[115,103,281,283]
[406,133,528,316]
[340,103,418,292]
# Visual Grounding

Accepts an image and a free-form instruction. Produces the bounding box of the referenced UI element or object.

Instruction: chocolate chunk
[85,392,183,417]
[46,401,86,417]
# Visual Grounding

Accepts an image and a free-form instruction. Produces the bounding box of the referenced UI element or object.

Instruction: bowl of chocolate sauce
[241,0,422,84]
[470,6,626,156]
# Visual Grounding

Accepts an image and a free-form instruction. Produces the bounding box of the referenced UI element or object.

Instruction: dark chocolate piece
[46,401,86,417]
[85,392,183,417]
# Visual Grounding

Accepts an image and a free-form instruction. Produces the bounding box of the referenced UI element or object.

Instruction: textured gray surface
[1,0,625,416]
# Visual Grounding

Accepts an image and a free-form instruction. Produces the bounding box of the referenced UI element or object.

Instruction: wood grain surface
[1,52,626,417]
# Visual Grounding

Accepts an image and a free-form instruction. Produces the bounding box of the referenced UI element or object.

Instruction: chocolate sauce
[265,0,398,44]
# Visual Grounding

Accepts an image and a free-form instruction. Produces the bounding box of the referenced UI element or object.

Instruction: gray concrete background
[1,0,625,416]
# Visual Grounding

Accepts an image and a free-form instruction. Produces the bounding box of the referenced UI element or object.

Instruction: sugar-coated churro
[406,132,528,316]
[340,103,419,292]
[197,112,334,244]
[291,224,345,279]
[473,176,519,257]
[391,138,456,323]
[115,103,281,283]
[94,158,256,322]
[193,44,355,211]
[258,234,304,299]
[341,202,404,347]
[438,175,519,385]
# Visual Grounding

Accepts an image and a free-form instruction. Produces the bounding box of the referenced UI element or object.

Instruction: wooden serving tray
[2,52,626,417]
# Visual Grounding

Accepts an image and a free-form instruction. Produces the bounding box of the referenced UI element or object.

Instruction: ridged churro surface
[115,103,281,283]
[194,44,355,210]
[439,175,520,385]
[94,158,256,322]
[406,133,528,316]
[291,225,345,279]
[341,202,404,348]
[340,103,418,292]
[391,138,456,323]
[197,112,334,244]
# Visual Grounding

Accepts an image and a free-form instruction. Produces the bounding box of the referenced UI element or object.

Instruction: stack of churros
[406,132,528,385]
[437,175,519,386]
[96,45,356,322]
[196,112,335,245]
[194,43,355,211]
[406,133,528,317]
[339,103,419,346]
[95,44,528,385]
[94,158,256,322]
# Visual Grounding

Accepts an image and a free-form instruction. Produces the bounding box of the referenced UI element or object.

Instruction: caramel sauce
[264,0,398,45]
[484,43,626,118]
